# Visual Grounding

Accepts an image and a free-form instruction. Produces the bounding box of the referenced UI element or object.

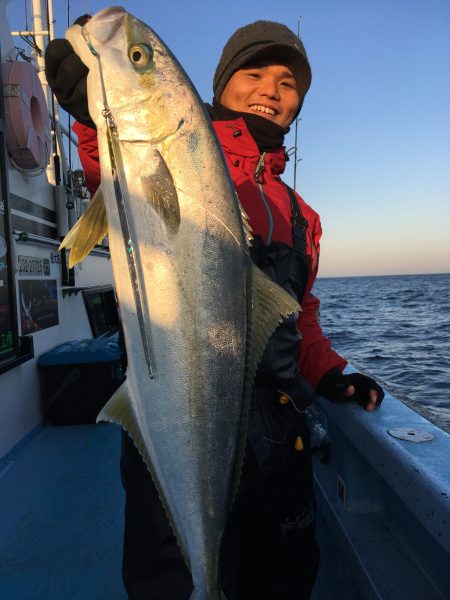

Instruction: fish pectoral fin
[59,188,108,268]
[141,150,180,234]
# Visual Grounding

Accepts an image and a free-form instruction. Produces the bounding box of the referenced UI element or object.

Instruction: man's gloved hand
[276,373,317,411]
[45,38,96,129]
[317,368,384,412]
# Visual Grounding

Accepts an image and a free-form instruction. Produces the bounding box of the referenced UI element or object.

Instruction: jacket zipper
[254,152,274,245]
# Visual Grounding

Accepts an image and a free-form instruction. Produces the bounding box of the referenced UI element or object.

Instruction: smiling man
[220,62,300,128]
[45,18,384,600]
[203,21,384,599]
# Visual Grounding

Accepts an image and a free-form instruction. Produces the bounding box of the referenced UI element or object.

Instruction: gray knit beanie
[213,20,312,108]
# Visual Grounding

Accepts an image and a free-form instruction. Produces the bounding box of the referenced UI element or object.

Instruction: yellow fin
[96,379,133,428]
[59,188,108,268]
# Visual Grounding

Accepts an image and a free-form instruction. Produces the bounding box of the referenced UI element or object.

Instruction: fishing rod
[82,29,155,379]
[293,16,301,191]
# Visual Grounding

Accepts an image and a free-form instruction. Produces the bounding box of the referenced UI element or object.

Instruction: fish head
[65,7,187,143]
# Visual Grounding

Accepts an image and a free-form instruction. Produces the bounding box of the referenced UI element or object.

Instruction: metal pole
[30,0,72,232]
[31,0,45,81]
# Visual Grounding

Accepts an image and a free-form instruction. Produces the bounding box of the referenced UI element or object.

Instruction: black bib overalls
[119,187,320,600]
[220,186,320,600]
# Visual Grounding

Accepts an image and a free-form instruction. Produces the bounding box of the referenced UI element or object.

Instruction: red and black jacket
[73,118,347,388]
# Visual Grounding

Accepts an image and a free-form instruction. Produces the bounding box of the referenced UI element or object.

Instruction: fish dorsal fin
[59,188,108,268]
[97,380,191,569]
[235,194,253,246]
[240,203,253,246]
[230,264,300,501]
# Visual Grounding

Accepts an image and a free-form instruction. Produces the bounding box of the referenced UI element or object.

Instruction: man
[45,18,384,600]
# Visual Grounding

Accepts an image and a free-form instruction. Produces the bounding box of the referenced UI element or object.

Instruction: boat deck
[5,404,450,600]
[0,424,127,599]
[0,421,363,599]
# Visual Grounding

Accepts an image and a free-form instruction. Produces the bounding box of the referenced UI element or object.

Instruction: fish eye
[128,44,153,67]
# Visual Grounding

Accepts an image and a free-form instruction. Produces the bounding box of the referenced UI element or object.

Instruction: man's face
[220,62,300,129]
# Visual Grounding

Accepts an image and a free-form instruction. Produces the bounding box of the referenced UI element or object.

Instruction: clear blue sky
[9,0,450,276]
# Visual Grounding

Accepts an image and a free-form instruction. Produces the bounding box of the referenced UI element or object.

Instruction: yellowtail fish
[61,7,299,599]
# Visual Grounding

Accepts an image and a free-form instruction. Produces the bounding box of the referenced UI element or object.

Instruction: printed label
[18,255,51,276]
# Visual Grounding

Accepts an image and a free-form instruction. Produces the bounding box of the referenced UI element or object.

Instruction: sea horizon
[317,271,450,280]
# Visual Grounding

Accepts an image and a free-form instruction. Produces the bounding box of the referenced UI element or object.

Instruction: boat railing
[312,364,450,598]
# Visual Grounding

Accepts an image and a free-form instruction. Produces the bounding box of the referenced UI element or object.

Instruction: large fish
[61,7,299,599]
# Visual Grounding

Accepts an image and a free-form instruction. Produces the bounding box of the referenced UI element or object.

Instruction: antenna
[293,16,301,191]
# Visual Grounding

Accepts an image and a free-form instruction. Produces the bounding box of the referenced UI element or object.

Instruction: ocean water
[313,273,450,433]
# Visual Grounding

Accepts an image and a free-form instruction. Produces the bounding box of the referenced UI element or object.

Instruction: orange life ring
[2,61,52,171]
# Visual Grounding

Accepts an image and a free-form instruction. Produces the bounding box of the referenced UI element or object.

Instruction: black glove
[317,368,384,409]
[276,373,317,411]
[45,38,96,129]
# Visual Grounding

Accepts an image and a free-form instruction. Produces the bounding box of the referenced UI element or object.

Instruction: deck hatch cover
[388,428,434,443]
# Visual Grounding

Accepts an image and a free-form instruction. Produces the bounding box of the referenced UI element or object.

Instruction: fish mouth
[91,6,127,21]
[85,6,128,44]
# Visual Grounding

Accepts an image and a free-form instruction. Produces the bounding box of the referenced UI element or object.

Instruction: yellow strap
[294,436,304,452]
